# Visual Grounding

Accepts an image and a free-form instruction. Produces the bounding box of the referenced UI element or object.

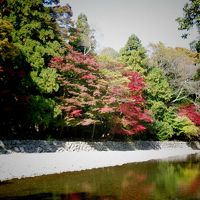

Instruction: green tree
[0,17,25,138]
[144,66,175,140]
[149,42,200,103]
[97,47,120,68]
[51,3,79,46]
[100,47,119,59]
[0,0,65,136]
[145,66,173,103]
[0,19,18,62]
[145,66,199,140]
[119,34,147,74]
[76,13,96,55]
[176,0,200,52]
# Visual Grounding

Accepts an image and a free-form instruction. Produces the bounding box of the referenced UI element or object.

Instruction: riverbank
[1,140,200,153]
[0,141,200,181]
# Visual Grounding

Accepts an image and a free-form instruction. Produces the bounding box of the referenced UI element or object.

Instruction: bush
[173,116,199,139]
[154,121,174,141]
[179,104,200,126]
[147,101,176,140]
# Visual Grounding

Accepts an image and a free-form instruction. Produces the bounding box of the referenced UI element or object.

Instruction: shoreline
[1,140,200,153]
[0,148,200,181]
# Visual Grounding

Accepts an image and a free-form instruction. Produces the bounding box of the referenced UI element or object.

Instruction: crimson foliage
[50,47,152,135]
[179,104,200,126]
[113,72,153,135]
[50,47,111,126]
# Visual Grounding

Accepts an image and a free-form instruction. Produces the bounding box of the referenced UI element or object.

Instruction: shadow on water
[0,153,200,200]
[0,181,11,186]
[0,192,118,200]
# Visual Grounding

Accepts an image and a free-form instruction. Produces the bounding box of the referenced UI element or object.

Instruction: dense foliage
[0,0,199,140]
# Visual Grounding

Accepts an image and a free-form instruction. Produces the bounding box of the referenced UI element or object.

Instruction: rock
[14,147,20,152]
[36,147,43,153]
[19,147,24,152]
[56,147,65,152]
[0,141,5,149]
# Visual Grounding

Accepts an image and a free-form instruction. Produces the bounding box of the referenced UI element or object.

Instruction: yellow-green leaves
[29,95,61,126]
[0,19,18,61]
[145,67,173,102]
[173,116,199,138]
[30,68,59,94]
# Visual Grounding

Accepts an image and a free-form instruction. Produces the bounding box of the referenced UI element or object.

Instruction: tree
[144,63,199,140]
[50,3,79,46]
[113,71,152,135]
[0,19,18,62]
[0,17,27,137]
[97,47,120,70]
[176,0,200,52]
[49,47,153,138]
[119,34,147,74]
[149,42,200,103]
[100,47,119,59]
[145,66,173,103]
[3,0,64,69]
[144,66,175,140]
[51,4,73,39]
[76,13,96,55]
[179,104,200,126]
[0,0,66,136]
[49,48,111,137]
[98,54,152,136]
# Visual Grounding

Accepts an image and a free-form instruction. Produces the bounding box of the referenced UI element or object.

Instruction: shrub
[154,121,174,141]
[179,104,200,126]
[173,116,199,139]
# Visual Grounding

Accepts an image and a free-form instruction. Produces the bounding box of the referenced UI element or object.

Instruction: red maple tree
[179,104,200,126]
[50,47,152,135]
[50,47,112,127]
[112,72,152,135]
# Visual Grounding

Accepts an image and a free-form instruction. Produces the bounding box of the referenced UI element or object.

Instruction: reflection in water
[120,171,154,200]
[0,153,200,200]
[180,174,200,198]
[60,193,117,200]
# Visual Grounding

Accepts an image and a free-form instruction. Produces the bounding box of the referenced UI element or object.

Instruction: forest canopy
[0,0,199,141]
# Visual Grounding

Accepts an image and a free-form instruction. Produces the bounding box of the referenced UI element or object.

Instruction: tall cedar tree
[76,13,96,55]
[119,34,147,74]
[0,0,67,136]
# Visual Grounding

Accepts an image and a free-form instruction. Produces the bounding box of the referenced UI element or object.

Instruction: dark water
[0,154,200,200]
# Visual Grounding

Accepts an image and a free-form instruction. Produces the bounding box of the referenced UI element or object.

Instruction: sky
[60,0,198,52]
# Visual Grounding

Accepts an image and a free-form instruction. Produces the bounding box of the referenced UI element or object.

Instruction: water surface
[0,153,200,200]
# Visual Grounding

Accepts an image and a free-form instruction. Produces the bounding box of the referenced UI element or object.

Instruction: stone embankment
[0,140,200,154]
[0,140,200,181]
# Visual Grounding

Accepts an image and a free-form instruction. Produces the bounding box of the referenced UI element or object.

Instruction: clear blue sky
[60,0,198,52]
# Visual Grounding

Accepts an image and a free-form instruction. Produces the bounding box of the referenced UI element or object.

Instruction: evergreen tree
[76,13,96,55]
[100,47,119,59]
[0,0,65,136]
[119,34,147,73]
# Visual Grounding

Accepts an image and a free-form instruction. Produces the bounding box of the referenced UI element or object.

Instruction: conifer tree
[0,0,65,135]
[76,13,96,55]
[119,34,147,73]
